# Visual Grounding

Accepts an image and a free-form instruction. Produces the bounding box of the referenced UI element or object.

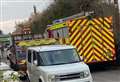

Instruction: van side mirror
[80,56,84,61]
[33,60,37,66]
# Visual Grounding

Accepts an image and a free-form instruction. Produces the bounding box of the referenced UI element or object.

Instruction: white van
[26,45,93,82]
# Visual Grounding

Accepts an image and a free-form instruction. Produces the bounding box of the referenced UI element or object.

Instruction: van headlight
[80,71,90,78]
[48,75,56,82]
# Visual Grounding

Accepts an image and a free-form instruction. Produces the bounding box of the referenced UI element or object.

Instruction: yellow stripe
[75,35,82,48]
[102,26,113,37]
[82,27,90,40]
[90,20,96,25]
[84,45,92,56]
[103,42,113,52]
[80,19,87,26]
[94,45,108,61]
[87,55,94,63]
[85,21,90,26]
[104,17,112,24]
[92,26,101,37]
[70,29,79,45]
[68,20,76,27]
[104,21,110,28]
[93,38,103,48]
[82,37,92,51]
[94,24,101,30]
[70,29,78,41]
[72,31,82,47]
[102,35,114,48]
[82,32,91,44]
[102,30,114,42]
[84,50,93,62]
[94,44,103,55]
[99,17,103,22]
[77,45,82,53]
[94,54,101,62]
[71,20,81,31]
[92,33,102,43]
[81,25,88,32]
[93,19,102,25]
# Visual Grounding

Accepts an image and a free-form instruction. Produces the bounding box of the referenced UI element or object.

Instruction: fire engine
[47,16,116,64]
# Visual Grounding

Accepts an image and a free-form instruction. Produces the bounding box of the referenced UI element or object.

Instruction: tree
[31,0,116,35]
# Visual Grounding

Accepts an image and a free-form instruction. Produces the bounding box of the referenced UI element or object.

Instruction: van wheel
[39,79,42,82]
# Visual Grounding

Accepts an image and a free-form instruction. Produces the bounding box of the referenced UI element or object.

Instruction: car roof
[27,45,74,52]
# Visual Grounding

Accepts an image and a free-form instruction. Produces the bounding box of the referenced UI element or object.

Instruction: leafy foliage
[31,0,116,34]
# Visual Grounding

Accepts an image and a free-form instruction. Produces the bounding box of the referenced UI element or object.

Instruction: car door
[32,51,40,82]
[27,50,34,81]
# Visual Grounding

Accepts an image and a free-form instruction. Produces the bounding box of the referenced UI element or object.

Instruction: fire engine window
[28,50,32,63]
[62,27,69,38]
[53,30,57,38]
[57,28,63,37]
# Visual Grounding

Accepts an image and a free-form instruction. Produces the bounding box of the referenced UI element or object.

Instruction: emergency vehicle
[47,16,116,64]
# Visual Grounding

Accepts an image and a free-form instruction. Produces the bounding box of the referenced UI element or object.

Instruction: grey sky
[0,0,54,21]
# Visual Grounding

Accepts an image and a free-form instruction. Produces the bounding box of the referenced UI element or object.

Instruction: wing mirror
[80,56,84,61]
[33,60,38,66]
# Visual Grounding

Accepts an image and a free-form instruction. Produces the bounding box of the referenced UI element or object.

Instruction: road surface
[92,66,120,82]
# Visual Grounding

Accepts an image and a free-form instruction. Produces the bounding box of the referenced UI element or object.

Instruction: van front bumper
[54,76,93,82]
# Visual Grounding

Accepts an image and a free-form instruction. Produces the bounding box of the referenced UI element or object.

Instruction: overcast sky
[0,0,120,34]
[0,0,54,34]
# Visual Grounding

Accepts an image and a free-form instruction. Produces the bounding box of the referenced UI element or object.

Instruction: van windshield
[38,49,80,66]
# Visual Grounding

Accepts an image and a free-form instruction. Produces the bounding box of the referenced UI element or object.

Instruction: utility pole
[33,5,37,15]
[113,0,120,44]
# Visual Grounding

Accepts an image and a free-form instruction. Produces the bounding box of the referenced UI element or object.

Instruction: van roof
[27,45,74,52]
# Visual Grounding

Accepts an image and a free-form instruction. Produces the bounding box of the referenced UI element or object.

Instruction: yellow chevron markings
[102,26,113,37]
[93,19,102,25]
[71,20,81,31]
[94,44,108,61]
[99,17,103,22]
[68,20,76,27]
[104,21,110,28]
[70,28,79,41]
[79,23,88,32]
[87,55,94,63]
[92,33,102,43]
[93,38,103,48]
[82,38,92,51]
[94,44,103,55]
[75,38,82,50]
[84,50,93,62]
[102,30,114,43]
[70,29,80,45]
[92,26,101,37]
[94,54,101,62]
[104,17,112,24]
[102,34,114,48]
[82,32,91,45]
[79,19,88,27]
[75,37,82,48]
[103,42,113,52]
[90,20,96,25]
[71,30,82,46]
[94,24,101,30]
[77,45,83,53]
[84,45,93,57]
[82,27,90,40]
[98,17,111,28]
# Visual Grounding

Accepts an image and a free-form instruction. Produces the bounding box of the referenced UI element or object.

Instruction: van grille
[57,73,81,81]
